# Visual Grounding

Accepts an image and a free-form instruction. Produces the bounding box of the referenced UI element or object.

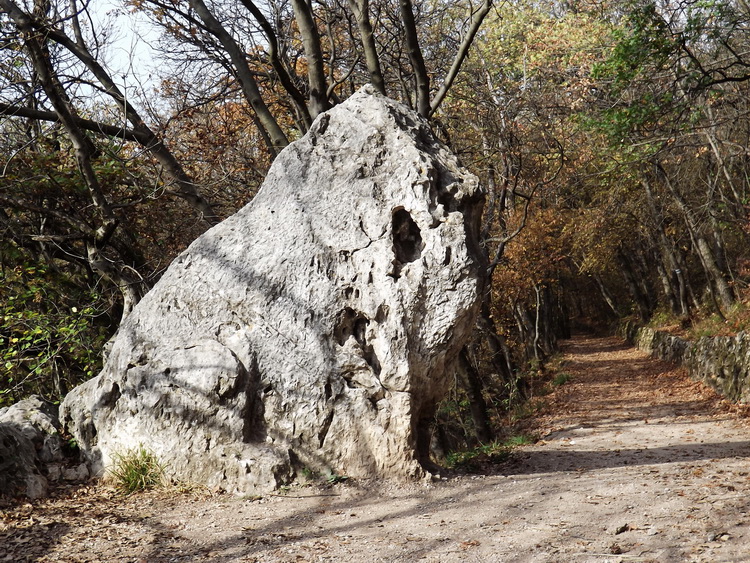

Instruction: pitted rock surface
[61,86,484,493]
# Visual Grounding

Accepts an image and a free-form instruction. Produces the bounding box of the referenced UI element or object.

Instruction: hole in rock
[333,308,382,376]
[353,317,368,348]
[363,346,382,376]
[375,304,389,323]
[334,307,367,346]
[325,381,332,400]
[392,209,423,264]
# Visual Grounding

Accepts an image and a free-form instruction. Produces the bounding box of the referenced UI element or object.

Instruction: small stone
[615,524,630,535]
[62,464,89,482]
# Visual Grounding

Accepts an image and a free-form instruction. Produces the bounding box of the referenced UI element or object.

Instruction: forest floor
[4,334,750,562]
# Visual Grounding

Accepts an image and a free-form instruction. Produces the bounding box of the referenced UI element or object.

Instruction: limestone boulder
[61,86,485,493]
[0,396,65,498]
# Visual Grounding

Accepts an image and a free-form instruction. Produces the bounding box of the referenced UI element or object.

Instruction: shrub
[107,445,165,494]
[0,261,112,407]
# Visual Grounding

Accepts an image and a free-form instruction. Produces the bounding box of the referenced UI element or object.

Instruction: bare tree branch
[188,0,290,152]
[237,0,312,129]
[0,101,141,142]
[430,0,492,117]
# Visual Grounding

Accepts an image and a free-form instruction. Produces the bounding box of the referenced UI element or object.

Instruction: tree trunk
[188,0,289,153]
[429,0,493,117]
[477,301,514,382]
[618,250,652,322]
[399,0,430,117]
[658,165,735,310]
[238,0,312,129]
[593,274,620,317]
[349,0,386,95]
[5,4,146,322]
[458,348,493,444]
[641,176,689,317]
[290,0,331,118]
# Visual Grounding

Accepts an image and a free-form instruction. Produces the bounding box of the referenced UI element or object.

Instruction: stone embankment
[622,321,750,403]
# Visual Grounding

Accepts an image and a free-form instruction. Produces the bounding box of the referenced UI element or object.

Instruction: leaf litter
[3,335,750,562]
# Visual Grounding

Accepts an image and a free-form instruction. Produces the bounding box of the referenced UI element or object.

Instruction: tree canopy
[3,0,750,448]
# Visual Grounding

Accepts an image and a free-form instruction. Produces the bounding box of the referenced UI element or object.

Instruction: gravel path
[3,335,750,562]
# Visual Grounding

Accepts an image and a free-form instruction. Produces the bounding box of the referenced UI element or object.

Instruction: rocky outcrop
[61,86,485,493]
[0,396,85,499]
[625,323,750,403]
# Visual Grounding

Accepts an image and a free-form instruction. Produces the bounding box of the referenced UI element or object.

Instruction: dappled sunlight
[6,335,750,562]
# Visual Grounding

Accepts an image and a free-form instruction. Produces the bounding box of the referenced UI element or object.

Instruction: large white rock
[61,86,485,493]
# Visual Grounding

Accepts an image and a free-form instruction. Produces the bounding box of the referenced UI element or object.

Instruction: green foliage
[0,258,111,407]
[297,467,348,485]
[647,307,681,329]
[585,2,685,141]
[325,473,349,485]
[502,434,535,447]
[591,3,675,89]
[445,435,536,472]
[552,372,573,387]
[299,467,319,481]
[687,300,750,339]
[107,445,165,494]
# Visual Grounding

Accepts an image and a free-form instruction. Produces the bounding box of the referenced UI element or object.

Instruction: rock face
[61,86,485,493]
[0,397,66,498]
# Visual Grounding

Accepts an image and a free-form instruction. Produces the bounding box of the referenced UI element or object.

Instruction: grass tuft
[107,445,165,494]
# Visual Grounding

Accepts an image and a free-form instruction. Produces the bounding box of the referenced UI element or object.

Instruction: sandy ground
[4,335,750,562]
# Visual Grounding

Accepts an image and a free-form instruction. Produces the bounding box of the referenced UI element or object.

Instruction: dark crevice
[333,307,370,346]
[375,304,389,323]
[318,410,334,448]
[436,181,458,212]
[443,247,452,265]
[363,345,382,376]
[334,308,382,376]
[353,317,368,348]
[392,209,423,264]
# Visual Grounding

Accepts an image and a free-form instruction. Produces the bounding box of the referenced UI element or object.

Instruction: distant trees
[0,0,492,405]
[433,0,750,450]
[4,0,750,449]
[575,0,750,321]
[132,0,492,147]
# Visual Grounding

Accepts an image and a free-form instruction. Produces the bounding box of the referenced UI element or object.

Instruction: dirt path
[4,335,750,562]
